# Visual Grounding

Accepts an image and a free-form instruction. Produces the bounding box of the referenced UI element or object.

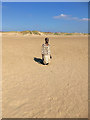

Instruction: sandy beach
[2,33,88,118]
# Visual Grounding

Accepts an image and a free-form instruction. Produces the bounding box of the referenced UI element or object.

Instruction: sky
[2,2,88,33]
[1,0,90,2]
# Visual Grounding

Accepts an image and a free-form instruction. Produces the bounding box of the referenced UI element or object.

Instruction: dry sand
[2,33,88,118]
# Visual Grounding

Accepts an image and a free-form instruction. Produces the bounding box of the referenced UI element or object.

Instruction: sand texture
[2,33,88,118]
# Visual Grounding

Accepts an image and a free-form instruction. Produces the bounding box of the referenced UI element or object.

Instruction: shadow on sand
[34,57,44,65]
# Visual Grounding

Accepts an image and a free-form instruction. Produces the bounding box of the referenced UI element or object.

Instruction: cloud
[53,14,70,19]
[53,14,77,20]
[71,17,79,20]
[80,18,90,21]
[53,14,89,21]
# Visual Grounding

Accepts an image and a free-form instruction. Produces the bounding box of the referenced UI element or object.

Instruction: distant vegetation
[54,32,62,35]
[20,30,32,35]
[65,33,72,35]
[32,31,41,35]
[42,32,54,35]
[20,31,88,35]
[2,30,88,36]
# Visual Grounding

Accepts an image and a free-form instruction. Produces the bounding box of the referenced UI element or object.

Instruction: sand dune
[2,33,88,118]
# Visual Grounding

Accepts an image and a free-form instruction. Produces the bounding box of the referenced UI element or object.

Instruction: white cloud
[80,18,90,21]
[53,14,79,20]
[60,14,67,17]
[72,17,79,20]
[53,14,89,22]
[53,14,70,19]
